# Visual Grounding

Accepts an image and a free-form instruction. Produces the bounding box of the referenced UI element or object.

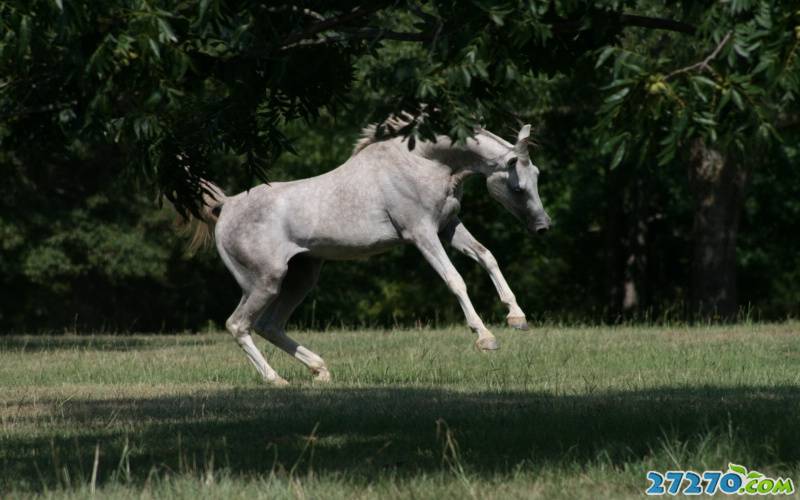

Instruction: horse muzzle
[530,213,552,235]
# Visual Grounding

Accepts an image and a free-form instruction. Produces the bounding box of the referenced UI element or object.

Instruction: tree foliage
[0,0,683,212]
[595,0,798,169]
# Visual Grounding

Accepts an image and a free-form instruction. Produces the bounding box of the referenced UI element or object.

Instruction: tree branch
[278,8,697,51]
[665,31,733,80]
[347,27,430,42]
[280,30,429,50]
[280,4,387,49]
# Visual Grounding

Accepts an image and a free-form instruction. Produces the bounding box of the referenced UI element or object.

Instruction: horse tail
[179,179,227,254]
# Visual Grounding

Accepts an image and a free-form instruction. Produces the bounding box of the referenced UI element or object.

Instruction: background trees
[1,1,798,332]
[594,0,799,319]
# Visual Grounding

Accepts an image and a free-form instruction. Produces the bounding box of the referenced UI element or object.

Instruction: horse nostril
[536,226,549,235]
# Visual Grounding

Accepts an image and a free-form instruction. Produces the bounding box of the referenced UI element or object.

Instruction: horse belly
[306,232,402,260]
[299,211,402,260]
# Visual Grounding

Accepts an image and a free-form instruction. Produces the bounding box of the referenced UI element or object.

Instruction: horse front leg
[441,219,529,330]
[409,226,498,351]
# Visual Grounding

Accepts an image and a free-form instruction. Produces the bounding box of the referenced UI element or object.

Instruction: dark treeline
[1,1,798,332]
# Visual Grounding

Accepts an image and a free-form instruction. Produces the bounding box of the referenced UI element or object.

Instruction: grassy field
[1,322,799,498]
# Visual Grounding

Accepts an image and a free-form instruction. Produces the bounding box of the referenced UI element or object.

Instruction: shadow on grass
[0,336,215,352]
[2,384,800,490]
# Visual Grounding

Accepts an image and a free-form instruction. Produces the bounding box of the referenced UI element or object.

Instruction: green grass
[1,323,800,498]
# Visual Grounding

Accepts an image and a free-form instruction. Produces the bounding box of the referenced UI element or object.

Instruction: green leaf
[17,15,31,59]
[755,2,772,28]
[692,76,718,89]
[747,471,764,479]
[157,18,178,43]
[693,115,717,126]
[718,89,731,112]
[461,66,471,86]
[595,47,615,69]
[198,0,211,21]
[605,87,629,104]
[601,133,626,154]
[733,43,751,60]
[691,80,708,103]
[731,89,744,111]
[730,0,755,15]
[148,39,161,59]
[610,141,626,170]
[729,463,747,475]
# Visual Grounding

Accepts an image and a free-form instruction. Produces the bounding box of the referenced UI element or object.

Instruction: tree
[594,0,799,319]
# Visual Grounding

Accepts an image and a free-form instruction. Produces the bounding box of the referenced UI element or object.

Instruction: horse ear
[517,124,531,142]
[514,124,531,162]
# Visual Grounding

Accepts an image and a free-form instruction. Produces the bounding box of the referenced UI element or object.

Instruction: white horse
[187,121,551,385]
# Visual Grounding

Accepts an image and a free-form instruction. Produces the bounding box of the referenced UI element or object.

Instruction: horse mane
[351,113,416,157]
[351,113,529,158]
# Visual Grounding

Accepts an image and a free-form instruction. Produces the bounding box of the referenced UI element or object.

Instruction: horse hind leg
[254,255,330,382]
[224,263,292,385]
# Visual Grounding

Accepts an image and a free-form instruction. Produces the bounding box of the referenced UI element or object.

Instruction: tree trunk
[604,171,625,321]
[688,138,748,320]
[605,166,651,321]
[622,175,649,315]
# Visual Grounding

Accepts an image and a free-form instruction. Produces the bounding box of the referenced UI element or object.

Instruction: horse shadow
[2,383,799,491]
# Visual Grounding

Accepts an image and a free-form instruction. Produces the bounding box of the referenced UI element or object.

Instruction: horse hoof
[475,337,499,351]
[507,316,529,330]
[313,367,331,383]
[269,376,290,387]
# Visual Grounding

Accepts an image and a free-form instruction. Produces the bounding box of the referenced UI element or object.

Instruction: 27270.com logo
[646,463,795,496]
